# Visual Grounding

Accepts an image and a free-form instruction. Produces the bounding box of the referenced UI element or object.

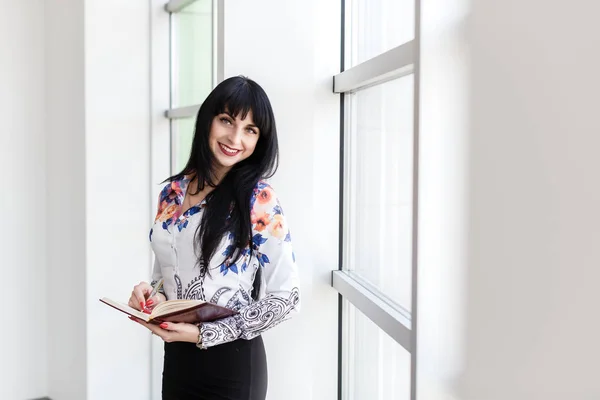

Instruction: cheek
[244,137,259,154]
[208,122,224,143]
[208,129,218,143]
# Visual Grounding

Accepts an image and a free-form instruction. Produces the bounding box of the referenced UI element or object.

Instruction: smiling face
[208,110,260,175]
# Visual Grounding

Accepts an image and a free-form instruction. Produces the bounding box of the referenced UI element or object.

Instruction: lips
[218,143,241,157]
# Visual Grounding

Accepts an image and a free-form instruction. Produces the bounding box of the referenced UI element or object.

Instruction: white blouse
[149,176,300,348]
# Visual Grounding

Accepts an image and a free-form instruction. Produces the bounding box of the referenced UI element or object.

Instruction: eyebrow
[222,112,258,130]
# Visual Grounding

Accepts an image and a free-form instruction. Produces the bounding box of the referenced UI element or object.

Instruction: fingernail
[140,301,145,309]
[143,308,151,314]
[160,323,168,329]
[146,299,154,306]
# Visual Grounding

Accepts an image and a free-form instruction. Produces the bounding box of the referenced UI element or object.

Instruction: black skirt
[162,336,268,400]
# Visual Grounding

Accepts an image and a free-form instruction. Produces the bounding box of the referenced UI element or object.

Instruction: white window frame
[164,0,224,120]
[332,0,421,398]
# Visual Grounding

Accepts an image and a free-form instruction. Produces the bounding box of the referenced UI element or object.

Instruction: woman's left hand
[129,316,200,344]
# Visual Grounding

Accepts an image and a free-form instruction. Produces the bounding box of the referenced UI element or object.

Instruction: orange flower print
[155,200,169,221]
[256,187,273,205]
[252,211,271,232]
[156,203,164,216]
[158,203,178,223]
[168,183,181,200]
[268,214,286,239]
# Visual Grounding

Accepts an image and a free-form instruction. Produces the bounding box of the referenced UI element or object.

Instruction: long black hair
[168,76,279,289]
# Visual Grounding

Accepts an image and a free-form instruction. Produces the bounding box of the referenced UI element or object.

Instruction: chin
[215,156,239,170]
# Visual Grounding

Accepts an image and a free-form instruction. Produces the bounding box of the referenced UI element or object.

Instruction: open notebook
[99,297,237,324]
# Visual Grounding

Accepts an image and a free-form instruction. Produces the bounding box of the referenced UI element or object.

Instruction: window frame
[164,0,224,120]
[333,0,421,398]
[163,0,223,174]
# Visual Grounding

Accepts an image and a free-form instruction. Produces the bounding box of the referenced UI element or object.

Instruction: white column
[84,1,153,399]
[45,0,88,399]
[0,1,47,399]
[45,1,154,399]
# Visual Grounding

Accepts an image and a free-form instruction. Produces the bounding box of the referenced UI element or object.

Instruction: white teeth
[220,143,239,154]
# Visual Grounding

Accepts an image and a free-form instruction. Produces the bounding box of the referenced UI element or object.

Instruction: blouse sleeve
[198,183,300,348]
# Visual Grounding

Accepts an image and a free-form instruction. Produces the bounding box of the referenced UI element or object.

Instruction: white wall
[417,0,469,398]
[46,1,154,399]
[45,1,88,399]
[84,1,152,399]
[0,1,48,399]
[418,0,600,399]
[224,1,341,399]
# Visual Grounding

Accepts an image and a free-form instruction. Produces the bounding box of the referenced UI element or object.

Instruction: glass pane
[347,0,414,67]
[345,75,414,310]
[172,117,196,173]
[343,300,411,400]
[172,0,213,107]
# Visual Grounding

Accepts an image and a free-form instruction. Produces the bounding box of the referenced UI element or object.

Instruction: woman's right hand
[128,281,166,312]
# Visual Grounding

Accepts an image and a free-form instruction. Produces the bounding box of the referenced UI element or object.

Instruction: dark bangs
[213,78,274,141]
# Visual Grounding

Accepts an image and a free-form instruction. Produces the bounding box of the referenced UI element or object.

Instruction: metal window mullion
[164,0,199,13]
[333,40,415,93]
[410,0,422,398]
[213,0,224,85]
[342,95,354,273]
[332,270,412,352]
[165,104,200,119]
[341,299,356,400]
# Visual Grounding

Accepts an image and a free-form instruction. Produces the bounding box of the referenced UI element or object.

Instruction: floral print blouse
[149,176,300,349]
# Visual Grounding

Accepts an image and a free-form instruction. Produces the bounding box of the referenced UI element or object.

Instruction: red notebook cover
[99,297,238,324]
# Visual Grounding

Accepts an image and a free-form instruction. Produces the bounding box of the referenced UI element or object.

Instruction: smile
[218,143,241,156]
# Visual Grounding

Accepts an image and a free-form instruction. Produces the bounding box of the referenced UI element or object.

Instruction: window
[171,0,214,108]
[172,118,196,172]
[347,0,415,67]
[333,0,420,398]
[343,301,411,400]
[345,75,414,310]
[165,0,224,173]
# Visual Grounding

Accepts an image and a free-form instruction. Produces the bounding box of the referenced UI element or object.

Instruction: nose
[225,126,244,147]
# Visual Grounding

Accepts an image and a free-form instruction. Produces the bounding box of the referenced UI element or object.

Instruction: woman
[128,76,300,400]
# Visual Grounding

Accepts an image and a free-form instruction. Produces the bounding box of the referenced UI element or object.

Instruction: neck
[189,168,228,193]
[211,165,230,185]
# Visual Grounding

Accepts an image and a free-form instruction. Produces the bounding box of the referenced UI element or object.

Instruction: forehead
[224,108,254,123]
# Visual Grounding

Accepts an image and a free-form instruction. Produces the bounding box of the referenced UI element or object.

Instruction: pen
[145,278,164,310]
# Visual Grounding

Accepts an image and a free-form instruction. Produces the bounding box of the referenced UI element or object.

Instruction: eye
[246,127,258,135]
[220,117,233,125]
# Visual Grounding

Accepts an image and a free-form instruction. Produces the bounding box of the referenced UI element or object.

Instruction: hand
[128,316,200,344]
[128,281,166,312]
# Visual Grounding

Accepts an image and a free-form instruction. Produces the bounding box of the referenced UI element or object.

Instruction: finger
[133,285,150,309]
[128,296,138,309]
[147,293,166,309]
[158,322,173,331]
[145,295,159,308]
[129,317,171,340]
[129,316,163,331]
[157,322,194,335]
[129,316,159,332]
